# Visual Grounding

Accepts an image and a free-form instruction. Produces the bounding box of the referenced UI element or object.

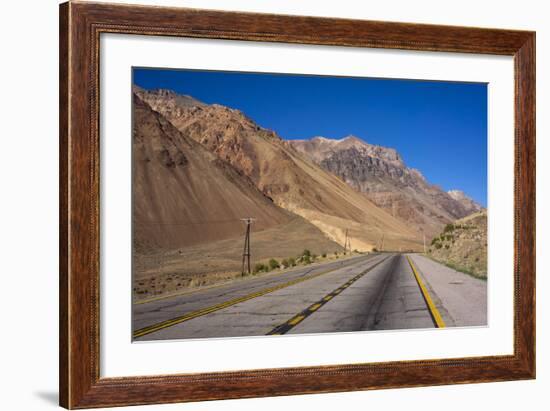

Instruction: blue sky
[134,68,487,206]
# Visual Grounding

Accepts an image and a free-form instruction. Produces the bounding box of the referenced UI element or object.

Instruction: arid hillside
[290,136,483,238]
[427,210,487,278]
[133,94,344,297]
[133,94,336,251]
[135,87,422,251]
[448,190,483,214]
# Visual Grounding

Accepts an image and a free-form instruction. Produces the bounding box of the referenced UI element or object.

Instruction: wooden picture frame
[59,1,535,408]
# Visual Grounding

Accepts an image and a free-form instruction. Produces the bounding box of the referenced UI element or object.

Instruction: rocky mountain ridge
[132,93,293,250]
[290,136,483,237]
[134,87,422,251]
[448,189,483,214]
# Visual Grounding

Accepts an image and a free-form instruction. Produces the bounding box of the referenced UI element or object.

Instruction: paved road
[133,253,487,341]
[133,254,375,334]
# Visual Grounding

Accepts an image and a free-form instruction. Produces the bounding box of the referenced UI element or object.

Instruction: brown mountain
[135,87,422,251]
[290,136,483,238]
[447,190,483,215]
[133,94,346,296]
[133,93,336,252]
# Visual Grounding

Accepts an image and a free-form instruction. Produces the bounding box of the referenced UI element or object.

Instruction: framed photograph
[59,1,535,408]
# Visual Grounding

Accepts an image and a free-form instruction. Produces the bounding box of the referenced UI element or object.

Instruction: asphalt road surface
[133,253,487,341]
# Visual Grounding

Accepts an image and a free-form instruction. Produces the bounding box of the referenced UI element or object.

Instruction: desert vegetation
[133,245,361,300]
[427,211,487,279]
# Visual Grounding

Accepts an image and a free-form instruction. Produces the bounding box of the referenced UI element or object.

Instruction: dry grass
[133,216,344,300]
[427,211,487,278]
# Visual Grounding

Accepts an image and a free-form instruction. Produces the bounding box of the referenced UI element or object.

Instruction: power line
[134,218,249,227]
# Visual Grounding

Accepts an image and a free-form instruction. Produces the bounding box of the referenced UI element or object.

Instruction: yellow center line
[133,256,378,338]
[135,255,370,305]
[288,315,305,325]
[267,255,391,335]
[406,256,446,328]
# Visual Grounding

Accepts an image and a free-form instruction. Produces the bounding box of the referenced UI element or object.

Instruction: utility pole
[380,233,385,252]
[344,229,348,254]
[423,231,426,254]
[241,218,255,275]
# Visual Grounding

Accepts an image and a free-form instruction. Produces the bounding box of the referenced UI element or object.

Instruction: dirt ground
[133,216,345,300]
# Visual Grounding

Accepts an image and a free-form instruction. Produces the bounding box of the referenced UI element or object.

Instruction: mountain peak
[134,87,206,109]
[289,135,483,236]
[337,135,371,148]
[448,189,465,197]
[290,135,404,166]
[447,190,483,214]
[309,136,334,143]
[310,135,365,144]
[340,135,363,143]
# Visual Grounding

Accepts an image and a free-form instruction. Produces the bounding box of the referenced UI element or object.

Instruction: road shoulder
[408,254,487,327]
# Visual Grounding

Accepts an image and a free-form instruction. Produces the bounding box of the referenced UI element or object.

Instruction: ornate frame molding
[59,2,535,408]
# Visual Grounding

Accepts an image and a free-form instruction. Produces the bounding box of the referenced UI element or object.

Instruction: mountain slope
[135,88,422,251]
[427,210,487,278]
[133,94,346,297]
[134,93,307,250]
[290,136,483,238]
[448,190,483,215]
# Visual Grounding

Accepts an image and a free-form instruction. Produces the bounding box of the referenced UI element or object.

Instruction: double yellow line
[133,256,373,338]
[406,256,446,328]
[267,256,390,335]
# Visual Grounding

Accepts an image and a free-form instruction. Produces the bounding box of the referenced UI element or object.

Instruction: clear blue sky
[134,68,487,206]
